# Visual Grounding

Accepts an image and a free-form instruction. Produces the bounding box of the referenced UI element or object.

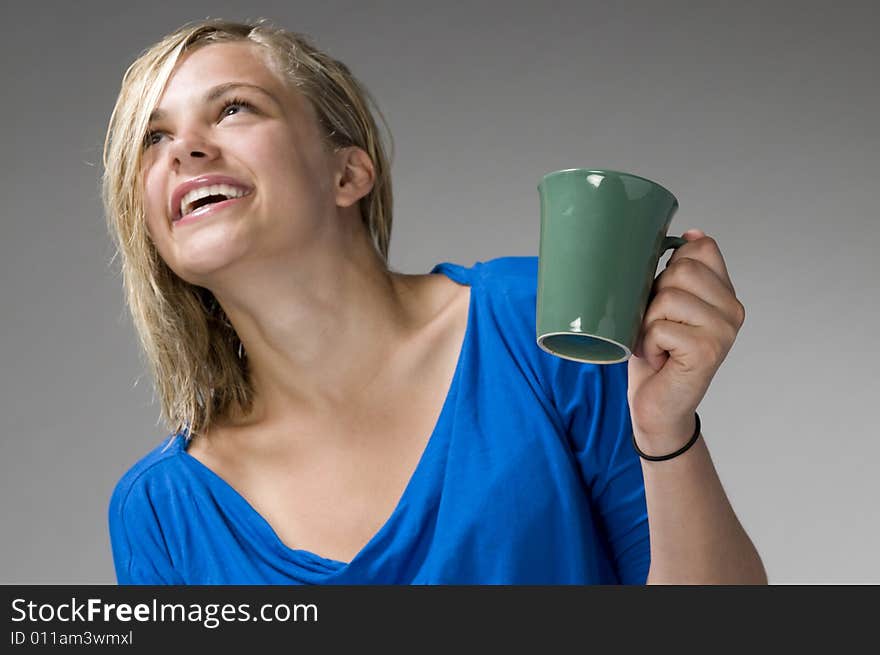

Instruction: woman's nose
[169,130,220,165]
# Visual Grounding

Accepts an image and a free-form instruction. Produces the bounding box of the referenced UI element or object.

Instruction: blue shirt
[108,256,650,584]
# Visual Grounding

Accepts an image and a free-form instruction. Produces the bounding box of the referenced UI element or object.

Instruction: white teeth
[179,184,248,218]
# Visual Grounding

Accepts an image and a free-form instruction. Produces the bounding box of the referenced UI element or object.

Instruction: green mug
[536,168,686,364]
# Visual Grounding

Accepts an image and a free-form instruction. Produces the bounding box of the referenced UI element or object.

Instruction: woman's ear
[334,146,375,208]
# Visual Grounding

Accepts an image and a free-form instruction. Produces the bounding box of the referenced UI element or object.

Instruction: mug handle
[663,236,688,251]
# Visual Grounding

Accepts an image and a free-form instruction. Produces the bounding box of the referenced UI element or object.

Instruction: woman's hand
[627,229,746,454]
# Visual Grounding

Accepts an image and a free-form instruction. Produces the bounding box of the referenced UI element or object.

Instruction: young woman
[105,18,766,584]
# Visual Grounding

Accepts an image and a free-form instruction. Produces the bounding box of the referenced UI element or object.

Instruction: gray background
[1,0,877,584]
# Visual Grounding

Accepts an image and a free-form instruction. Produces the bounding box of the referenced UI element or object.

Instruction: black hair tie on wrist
[632,412,701,462]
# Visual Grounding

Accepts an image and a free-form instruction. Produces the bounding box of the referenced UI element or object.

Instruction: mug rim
[536,331,632,365]
[539,168,677,202]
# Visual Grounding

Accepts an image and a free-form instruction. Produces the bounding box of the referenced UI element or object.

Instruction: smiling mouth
[172,192,252,227]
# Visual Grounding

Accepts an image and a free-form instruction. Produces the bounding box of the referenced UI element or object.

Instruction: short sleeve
[108,472,184,585]
[550,359,651,584]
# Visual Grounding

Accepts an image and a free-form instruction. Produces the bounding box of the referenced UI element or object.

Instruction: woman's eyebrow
[148,82,280,123]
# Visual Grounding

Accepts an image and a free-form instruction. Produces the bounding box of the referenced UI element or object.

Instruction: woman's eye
[142,98,255,150]
[219,97,254,118]
[143,130,164,149]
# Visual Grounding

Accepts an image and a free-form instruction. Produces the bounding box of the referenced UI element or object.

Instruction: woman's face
[140,41,338,286]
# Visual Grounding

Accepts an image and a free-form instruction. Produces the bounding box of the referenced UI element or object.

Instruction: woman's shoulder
[448,255,558,377]
[472,255,540,315]
[479,255,539,283]
[479,255,539,304]
[460,254,624,409]
[431,255,541,354]
[432,255,537,286]
[107,433,189,520]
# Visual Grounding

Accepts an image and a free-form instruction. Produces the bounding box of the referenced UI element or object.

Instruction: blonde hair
[101,18,395,441]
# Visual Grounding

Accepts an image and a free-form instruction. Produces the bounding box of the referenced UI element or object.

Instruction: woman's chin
[169,232,249,283]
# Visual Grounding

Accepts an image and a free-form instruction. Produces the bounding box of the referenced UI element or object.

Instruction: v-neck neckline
[173,261,477,578]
